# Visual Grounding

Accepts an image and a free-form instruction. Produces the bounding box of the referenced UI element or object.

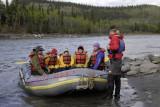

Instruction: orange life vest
[90,52,97,65]
[90,49,105,70]
[38,54,45,68]
[75,51,87,64]
[63,55,71,65]
[48,55,57,66]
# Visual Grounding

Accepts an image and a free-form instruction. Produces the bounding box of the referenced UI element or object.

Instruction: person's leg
[107,74,114,98]
[114,75,121,99]
[54,68,61,73]
[65,66,71,70]
[31,71,41,75]
[43,67,49,74]
[49,68,55,74]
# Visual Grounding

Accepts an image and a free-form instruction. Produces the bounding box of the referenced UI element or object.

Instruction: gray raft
[19,64,108,96]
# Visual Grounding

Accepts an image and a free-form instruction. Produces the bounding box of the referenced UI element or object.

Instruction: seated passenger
[89,43,105,70]
[59,49,74,70]
[74,46,88,68]
[29,46,48,75]
[45,48,60,73]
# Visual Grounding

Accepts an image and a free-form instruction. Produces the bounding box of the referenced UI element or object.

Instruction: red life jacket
[108,53,123,60]
[75,51,87,64]
[108,33,124,60]
[90,49,105,70]
[38,54,45,68]
[109,34,120,51]
[90,52,97,65]
[48,55,57,66]
[63,55,71,65]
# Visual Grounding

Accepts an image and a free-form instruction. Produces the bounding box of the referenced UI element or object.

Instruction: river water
[0,35,160,107]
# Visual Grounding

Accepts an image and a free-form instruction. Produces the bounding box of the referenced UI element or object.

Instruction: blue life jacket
[118,39,125,53]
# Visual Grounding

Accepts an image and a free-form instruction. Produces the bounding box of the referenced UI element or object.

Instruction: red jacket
[108,33,123,60]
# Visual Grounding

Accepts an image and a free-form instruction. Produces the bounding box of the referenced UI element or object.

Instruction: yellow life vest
[45,55,60,69]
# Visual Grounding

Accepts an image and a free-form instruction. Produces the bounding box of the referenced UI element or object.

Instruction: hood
[109,32,124,40]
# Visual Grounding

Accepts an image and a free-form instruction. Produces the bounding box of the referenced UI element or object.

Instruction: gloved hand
[108,71,112,74]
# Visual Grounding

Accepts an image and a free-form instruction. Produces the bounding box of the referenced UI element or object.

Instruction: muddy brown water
[0,35,160,107]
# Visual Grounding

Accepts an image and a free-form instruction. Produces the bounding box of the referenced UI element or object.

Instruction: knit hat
[51,48,57,55]
[93,43,100,48]
[34,45,45,52]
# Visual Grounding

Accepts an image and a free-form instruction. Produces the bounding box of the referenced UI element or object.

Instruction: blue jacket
[92,51,105,70]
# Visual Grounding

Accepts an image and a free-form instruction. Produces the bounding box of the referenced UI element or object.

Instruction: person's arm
[84,54,89,67]
[59,56,65,67]
[55,56,60,69]
[73,54,76,67]
[87,56,92,68]
[93,52,104,69]
[70,56,74,66]
[44,56,50,66]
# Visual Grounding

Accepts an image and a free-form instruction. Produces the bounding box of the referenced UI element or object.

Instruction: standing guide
[107,25,125,100]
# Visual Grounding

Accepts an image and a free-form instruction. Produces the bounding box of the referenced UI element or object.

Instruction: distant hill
[0,0,160,34]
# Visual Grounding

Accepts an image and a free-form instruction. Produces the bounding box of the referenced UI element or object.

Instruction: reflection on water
[0,35,159,107]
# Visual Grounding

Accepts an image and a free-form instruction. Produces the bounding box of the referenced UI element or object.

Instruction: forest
[0,0,160,34]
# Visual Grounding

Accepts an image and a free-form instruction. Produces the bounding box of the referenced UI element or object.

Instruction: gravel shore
[128,72,160,107]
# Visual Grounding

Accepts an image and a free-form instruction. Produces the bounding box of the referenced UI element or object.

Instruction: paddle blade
[16,61,28,64]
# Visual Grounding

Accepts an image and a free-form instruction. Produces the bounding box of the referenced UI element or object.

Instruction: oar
[15,61,28,64]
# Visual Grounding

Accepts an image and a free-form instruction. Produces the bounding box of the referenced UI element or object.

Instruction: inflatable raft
[19,64,108,96]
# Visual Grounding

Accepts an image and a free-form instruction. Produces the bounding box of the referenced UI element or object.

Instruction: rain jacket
[92,49,105,70]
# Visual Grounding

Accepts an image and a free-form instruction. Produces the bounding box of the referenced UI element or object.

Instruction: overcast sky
[1,0,160,7]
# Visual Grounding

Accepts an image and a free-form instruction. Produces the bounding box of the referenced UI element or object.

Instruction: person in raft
[59,49,74,70]
[88,43,105,70]
[29,46,48,75]
[74,46,88,68]
[107,26,125,100]
[44,48,60,73]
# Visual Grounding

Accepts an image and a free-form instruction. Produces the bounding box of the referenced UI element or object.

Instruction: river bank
[122,54,160,76]
[118,54,160,107]
[0,33,105,39]
[121,54,160,107]
[128,72,160,107]
[0,33,160,40]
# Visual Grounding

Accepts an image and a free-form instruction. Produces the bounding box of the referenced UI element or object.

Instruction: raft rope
[19,68,26,85]
[79,74,88,89]
[79,74,95,90]
[88,77,94,90]
[22,64,108,83]
[22,63,109,83]
[25,73,108,83]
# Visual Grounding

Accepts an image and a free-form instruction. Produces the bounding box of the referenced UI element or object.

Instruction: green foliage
[0,0,160,34]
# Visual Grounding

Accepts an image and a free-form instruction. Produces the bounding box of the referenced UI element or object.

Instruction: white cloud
[1,0,160,6]
[54,0,160,6]
[1,0,12,4]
